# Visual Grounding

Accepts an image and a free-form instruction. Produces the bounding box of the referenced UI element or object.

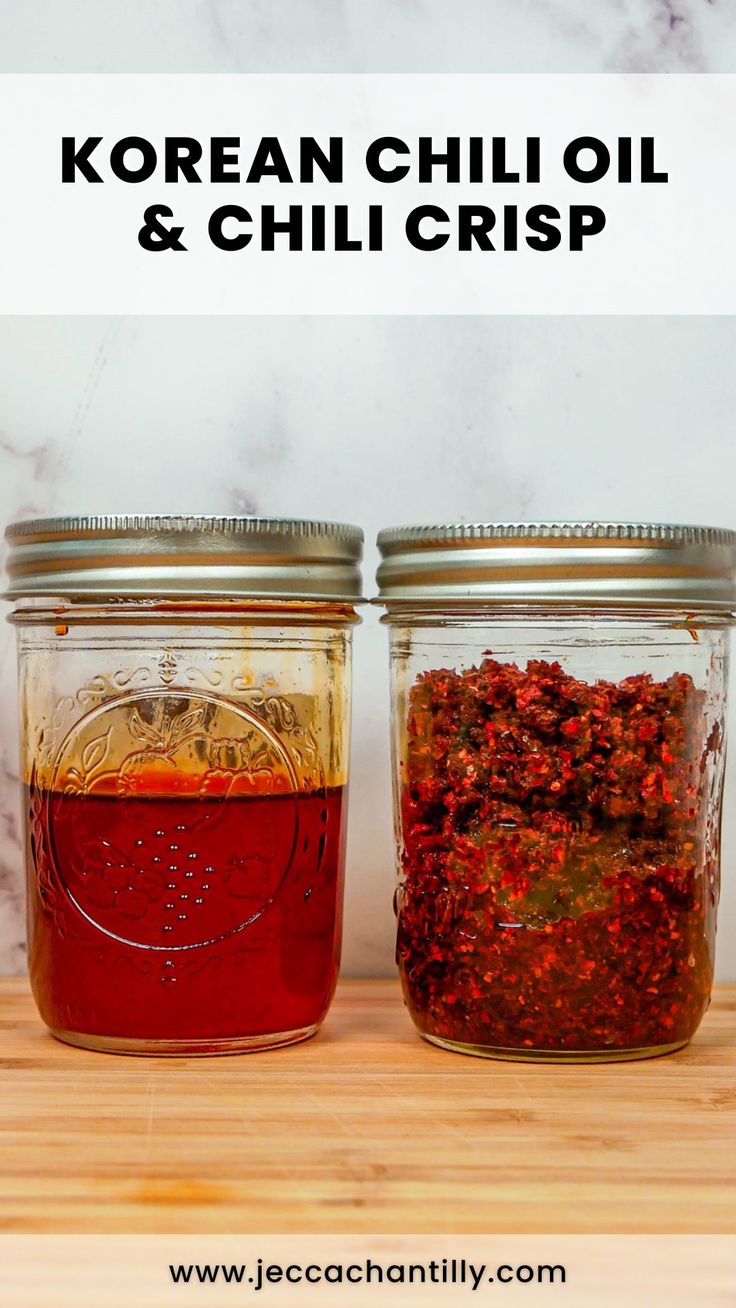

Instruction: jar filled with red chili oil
[5,515,363,1055]
[376,522,736,1062]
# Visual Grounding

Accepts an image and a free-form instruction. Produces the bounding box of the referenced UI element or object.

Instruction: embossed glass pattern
[10,560,360,1054]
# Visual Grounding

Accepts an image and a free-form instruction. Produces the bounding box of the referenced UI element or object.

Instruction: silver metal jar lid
[4,515,364,602]
[375,521,736,613]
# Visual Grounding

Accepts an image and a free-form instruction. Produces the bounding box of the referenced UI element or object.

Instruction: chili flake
[396,657,717,1058]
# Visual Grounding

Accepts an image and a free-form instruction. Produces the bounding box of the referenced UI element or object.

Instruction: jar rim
[377,520,736,548]
[375,520,736,614]
[3,514,365,603]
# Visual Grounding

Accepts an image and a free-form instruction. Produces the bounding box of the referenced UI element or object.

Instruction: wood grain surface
[0,978,734,1234]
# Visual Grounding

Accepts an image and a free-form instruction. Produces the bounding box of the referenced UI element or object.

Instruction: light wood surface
[0,978,734,1234]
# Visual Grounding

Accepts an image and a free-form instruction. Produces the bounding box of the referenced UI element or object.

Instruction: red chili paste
[397,658,717,1055]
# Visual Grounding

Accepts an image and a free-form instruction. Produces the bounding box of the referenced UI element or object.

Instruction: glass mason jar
[377,522,736,1063]
[5,515,363,1055]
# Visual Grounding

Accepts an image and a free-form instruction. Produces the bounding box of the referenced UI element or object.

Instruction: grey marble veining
[2,316,736,981]
[526,0,732,73]
[1,0,735,977]
[0,0,734,73]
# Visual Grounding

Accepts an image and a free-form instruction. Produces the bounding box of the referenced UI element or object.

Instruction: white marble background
[2,316,736,982]
[1,1,736,979]
[1,0,735,73]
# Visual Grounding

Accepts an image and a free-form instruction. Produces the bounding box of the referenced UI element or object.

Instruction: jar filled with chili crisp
[5,515,363,1055]
[376,522,736,1062]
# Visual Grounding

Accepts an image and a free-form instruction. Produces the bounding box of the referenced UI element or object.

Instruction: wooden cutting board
[0,978,734,1234]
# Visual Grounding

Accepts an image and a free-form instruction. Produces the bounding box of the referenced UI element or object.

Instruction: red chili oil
[396,657,718,1057]
[26,780,346,1050]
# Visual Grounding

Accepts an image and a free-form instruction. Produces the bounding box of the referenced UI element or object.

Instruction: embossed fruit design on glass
[5,515,363,1054]
[376,523,736,1062]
